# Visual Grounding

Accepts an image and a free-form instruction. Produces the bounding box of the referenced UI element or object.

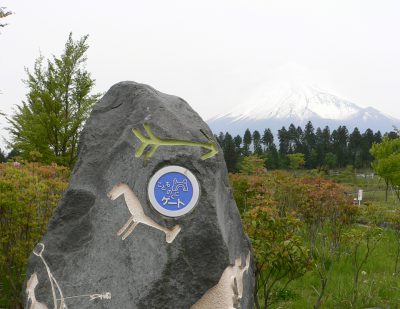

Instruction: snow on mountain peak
[213,64,362,122]
[207,64,400,135]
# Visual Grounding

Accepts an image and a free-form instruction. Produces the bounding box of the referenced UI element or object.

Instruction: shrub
[0,162,69,308]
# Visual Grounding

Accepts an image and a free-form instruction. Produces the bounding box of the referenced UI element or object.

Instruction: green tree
[287,153,305,170]
[348,127,362,168]
[8,33,101,167]
[233,134,242,151]
[244,207,310,309]
[6,148,20,161]
[243,128,252,156]
[216,132,225,148]
[314,127,324,168]
[324,152,337,169]
[370,137,400,202]
[253,130,263,155]
[288,124,302,153]
[0,148,6,162]
[374,130,382,144]
[331,126,349,168]
[222,132,238,172]
[386,131,399,140]
[361,128,374,167]
[265,144,280,170]
[0,6,12,28]
[302,121,316,168]
[240,155,265,175]
[278,126,289,154]
[262,128,274,151]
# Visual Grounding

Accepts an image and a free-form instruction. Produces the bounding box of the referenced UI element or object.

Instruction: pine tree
[386,131,400,140]
[265,144,280,169]
[322,126,331,153]
[361,128,374,167]
[243,129,252,156]
[374,131,383,144]
[278,126,290,168]
[233,135,242,153]
[349,127,362,168]
[314,127,324,167]
[278,126,289,155]
[222,132,238,172]
[216,132,225,148]
[331,126,349,168]
[302,121,316,168]
[262,128,274,151]
[0,148,6,162]
[288,124,302,153]
[253,130,262,155]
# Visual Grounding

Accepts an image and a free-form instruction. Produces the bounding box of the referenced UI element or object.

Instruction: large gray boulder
[24,81,254,309]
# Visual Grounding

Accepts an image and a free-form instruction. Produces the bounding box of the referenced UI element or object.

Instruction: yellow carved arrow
[132,123,218,160]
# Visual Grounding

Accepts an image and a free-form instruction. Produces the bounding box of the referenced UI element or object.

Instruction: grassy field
[277,228,400,308]
[269,169,400,308]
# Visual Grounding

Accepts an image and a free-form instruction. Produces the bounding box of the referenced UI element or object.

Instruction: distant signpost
[358,189,363,205]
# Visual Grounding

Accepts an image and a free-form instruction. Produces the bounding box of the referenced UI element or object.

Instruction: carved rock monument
[24,81,254,309]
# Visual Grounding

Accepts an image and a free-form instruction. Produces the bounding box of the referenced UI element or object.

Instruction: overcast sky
[1,0,400,150]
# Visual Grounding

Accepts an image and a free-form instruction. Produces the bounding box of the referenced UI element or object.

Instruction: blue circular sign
[148,166,200,217]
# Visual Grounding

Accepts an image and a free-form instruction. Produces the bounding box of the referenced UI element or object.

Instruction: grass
[278,229,400,308]
[266,168,400,308]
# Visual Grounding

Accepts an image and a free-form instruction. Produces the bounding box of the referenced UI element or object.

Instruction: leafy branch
[132,123,218,160]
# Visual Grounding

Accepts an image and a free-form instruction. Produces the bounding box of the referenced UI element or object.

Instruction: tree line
[216,121,400,172]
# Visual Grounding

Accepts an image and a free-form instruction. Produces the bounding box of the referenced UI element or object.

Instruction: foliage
[287,153,305,170]
[230,163,361,308]
[389,209,400,274]
[0,162,69,308]
[231,169,311,307]
[229,156,400,308]
[343,225,383,306]
[370,136,400,201]
[0,6,12,28]
[244,207,310,308]
[298,177,357,253]
[293,177,357,308]
[0,148,6,163]
[323,152,337,169]
[243,129,252,156]
[217,132,240,172]
[253,130,263,155]
[216,122,388,172]
[8,33,101,167]
[239,155,265,175]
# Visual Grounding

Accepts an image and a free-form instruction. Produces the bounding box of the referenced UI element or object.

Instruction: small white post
[358,189,363,206]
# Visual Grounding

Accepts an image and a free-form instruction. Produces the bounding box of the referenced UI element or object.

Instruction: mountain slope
[207,78,399,135]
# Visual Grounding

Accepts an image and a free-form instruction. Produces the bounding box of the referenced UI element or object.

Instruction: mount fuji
[207,66,400,136]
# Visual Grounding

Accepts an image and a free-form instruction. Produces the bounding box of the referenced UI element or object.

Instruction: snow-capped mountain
[207,66,400,135]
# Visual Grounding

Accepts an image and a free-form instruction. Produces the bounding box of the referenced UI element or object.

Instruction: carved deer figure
[108,183,181,243]
[26,273,48,309]
[191,252,251,309]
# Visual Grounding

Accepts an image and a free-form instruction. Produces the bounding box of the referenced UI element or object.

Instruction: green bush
[0,162,69,308]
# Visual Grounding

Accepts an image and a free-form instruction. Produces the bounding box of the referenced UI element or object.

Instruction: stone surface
[24,81,254,309]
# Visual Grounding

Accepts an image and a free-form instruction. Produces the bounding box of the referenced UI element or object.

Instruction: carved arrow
[132,123,218,160]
